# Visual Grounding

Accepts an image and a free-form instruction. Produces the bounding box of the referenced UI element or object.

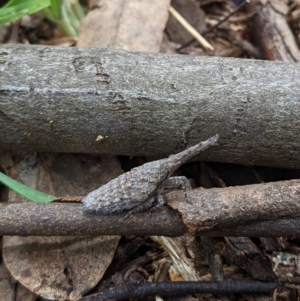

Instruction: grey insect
[82,134,219,214]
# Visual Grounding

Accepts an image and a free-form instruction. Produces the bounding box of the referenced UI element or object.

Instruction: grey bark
[166,179,300,234]
[0,202,300,237]
[0,45,300,168]
[1,179,300,236]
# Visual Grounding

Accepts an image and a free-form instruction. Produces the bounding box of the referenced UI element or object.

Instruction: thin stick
[169,6,214,51]
[177,0,248,52]
[0,197,300,237]
[80,281,277,300]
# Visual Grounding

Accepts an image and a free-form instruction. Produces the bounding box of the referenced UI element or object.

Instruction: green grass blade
[50,0,62,18]
[0,0,50,24]
[2,0,50,10]
[0,171,55,203]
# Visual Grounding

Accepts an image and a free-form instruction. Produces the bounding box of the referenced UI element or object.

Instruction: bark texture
[1,45,300,168]
[167,179,300,234]
[247,0,300,62]
[0,179,300,236]
[0,202,300,237]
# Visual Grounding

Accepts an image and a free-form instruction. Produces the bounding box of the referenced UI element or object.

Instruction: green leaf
[0,0,50,24]
[50,0,62,18]
[0,171,55,203]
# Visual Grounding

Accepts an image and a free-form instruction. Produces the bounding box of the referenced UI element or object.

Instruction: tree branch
[1,45,300,168]
[80,281,278,301]
[0,179,300,236]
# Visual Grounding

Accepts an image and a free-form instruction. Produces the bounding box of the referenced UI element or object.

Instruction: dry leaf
[78,0,170,52]
[3,236,119,300]
[1,152,122,300]
[0,260,17,301]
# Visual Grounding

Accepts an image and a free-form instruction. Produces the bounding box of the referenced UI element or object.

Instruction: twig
[169,6,214,51]
[177,0,248,52]
[202,236,231,301]
[202,237,226,281]
[79,281,277,301]
[1,179,300,236]
[215,24,262,58]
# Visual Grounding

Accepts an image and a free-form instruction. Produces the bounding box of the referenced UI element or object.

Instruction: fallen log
[0,45,300,168]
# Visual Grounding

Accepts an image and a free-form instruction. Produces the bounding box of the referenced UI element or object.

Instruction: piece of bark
[247,0,300,61]
[223,237,275,281]
[1,45,300,168]
[167,179,300,234]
